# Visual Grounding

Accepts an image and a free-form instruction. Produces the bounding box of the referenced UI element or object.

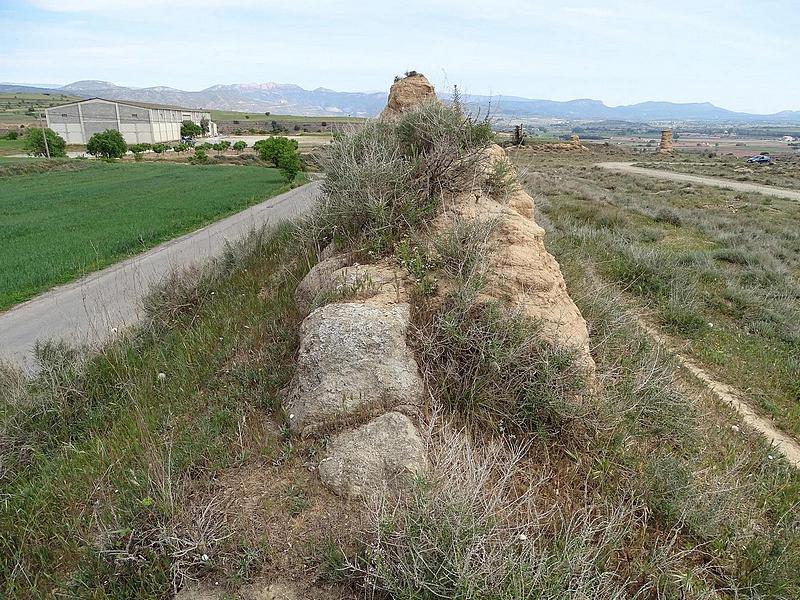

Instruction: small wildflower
[157,372,166,381]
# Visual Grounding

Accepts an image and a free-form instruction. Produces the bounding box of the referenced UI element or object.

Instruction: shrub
[4,130,19,140]
[415,299,585,433]
[212,140,231,151]
[191,148,209,163]
[128,143,151,154]
[232,140,247,152]
[151,143,168,154]
[302,100,492,254]
[253,136,298,165]
[23,127,67,157]
[133,152,143,162]
[86,129,127,159]
[654,208,683,227]
[350,428,635,599]
[180,120,202,137]
[172,143,188,152]
[276,147,302,182]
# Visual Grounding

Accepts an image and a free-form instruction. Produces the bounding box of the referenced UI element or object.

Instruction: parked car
[181,135,196,147]
[746,155,772,164]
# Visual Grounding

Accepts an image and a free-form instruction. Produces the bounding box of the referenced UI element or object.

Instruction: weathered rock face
[380,73,438,119]
[295,258,409,312]
[294,255,351,311]
[438,144,594,368]
[318,411,427,500]
[284,303,424,435]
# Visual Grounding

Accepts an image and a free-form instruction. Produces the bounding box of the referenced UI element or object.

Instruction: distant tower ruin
[659,129,674,153]
[570,133,582,147]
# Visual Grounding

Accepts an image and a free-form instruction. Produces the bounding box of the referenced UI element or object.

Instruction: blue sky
[1,0,797,113]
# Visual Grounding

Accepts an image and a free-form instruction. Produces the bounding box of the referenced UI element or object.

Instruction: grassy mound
[1,101,798,600]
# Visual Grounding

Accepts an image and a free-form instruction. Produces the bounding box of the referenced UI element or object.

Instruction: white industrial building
[45,98,217,145]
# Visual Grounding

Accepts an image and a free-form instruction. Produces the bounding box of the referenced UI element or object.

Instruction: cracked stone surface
[318,412,427,499]
[284,303,424,435]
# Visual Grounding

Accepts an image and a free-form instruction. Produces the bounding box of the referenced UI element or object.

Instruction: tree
[232,140,247,152]
[152,143,168,154]
[200,117,209,135]
[24,127,67,157]
[276,146,302,182]
[86,129,127,159]
[180,120,202,137]
[254,136,298,166]
[192,148,209,163]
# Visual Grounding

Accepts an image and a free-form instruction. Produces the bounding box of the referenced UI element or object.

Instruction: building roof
[46,97,210,113]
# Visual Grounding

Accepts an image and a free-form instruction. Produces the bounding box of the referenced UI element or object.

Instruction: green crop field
[0,160,295,310]
[0,138,25,156]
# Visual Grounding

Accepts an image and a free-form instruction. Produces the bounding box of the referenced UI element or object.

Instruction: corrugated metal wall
[45,100,214,146]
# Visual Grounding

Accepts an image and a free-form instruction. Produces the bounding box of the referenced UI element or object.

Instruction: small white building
[45,98,216,145]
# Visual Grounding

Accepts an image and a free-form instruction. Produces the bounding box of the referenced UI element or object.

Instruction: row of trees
[22,127,303,181]
[22,127,127,158]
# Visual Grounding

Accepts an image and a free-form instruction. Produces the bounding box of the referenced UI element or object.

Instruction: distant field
[210,109,365,123]
[0,92,82,124]
[0,160,293,309]
[635,153,800,190]
[513,148,800,437]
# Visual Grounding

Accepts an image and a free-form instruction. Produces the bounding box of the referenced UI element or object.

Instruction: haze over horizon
[2,0,798,115]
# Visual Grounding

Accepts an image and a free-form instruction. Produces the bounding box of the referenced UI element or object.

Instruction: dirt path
[0,181,320,371]
[635,316,800,468]
[597,162,800,201]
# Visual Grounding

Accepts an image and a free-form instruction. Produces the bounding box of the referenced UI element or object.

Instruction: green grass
[0,138,25,156]
[513,150,800,436]
[0,226,309,598]
[2,109,799,600]
[0,161,297,310]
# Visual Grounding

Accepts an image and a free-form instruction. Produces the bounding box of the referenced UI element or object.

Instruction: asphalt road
[0,180,320,371]
[597,162,800,201]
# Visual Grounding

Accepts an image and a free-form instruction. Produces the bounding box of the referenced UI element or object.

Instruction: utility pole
[40,110,50,158]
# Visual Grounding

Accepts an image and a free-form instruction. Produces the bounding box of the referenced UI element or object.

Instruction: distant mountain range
[3,80,799,124]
